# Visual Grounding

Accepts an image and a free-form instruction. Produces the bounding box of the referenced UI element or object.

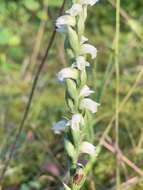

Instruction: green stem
[115,0,120,189]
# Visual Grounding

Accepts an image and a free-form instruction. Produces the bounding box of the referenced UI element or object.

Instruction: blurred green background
[0,0,143,189]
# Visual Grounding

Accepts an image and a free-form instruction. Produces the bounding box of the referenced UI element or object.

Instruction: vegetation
[0,0,143,189]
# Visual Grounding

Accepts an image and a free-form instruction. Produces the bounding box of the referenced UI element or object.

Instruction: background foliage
[0,0,143,189]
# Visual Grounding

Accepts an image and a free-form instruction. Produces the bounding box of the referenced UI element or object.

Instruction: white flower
[80,141,96,155]
[57,67,78,82]
[72,56,90,71]
[80,98,100,113]
[80,37,97,59]
[80,35,88,44]
[70,114,84,131]
[82,43,97,59]
[52,120,67,134]
[56,15,75,29]
[79,85,94,97]
[79,0,99,6]
[66,4,82,16]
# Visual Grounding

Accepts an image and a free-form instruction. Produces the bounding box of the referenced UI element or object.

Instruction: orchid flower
[72,56,90,71]
[80,141,96,155]
[80,98,100,113]
[70,114,84,131]
[56,15,76,29]
[80,36,97,59]
[82,43,97,59]
[57,67,78,82]
[52,120,67,134]
[66,4,82,16]
[79,85,94,97]
[79,0,99,6]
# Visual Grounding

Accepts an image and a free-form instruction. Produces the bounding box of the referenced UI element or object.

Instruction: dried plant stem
[103,140,143,177]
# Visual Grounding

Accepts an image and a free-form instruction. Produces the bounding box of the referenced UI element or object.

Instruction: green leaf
[29,181,41,189]
[0,28,11,45]
[45,0,61,7]
[20,184,30,190]
[9,35,21,46]
[23,0,40,11]
[37,10,48,21]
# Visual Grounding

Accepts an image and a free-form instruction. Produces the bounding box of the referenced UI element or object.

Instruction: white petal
[66,4,82,16]
[82,43,97,59]
[73,56,90,71]
[80,98,100,113]
[57,67,78,82]
[63,183,72,190]
[80,141,96,155]
[79,0,99,6]
[70,114,84,131]
[52,120,67,134]
[79,85,94,97]
[56,25,67,33]
[80,35,88,44]
[56,15,75,28]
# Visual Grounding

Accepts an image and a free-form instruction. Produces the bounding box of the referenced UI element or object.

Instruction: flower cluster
[53,0,99,188]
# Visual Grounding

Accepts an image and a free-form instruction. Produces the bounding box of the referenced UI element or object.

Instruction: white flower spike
[66,4,82,16]
[73,56,90,71]
[52,120,67,134]
[79,0,99,6]
[79,85,94,97]
[56,15,76,29]
[80,141,96,155]
[57,68,78,82]
[82,43,97,59]
[70,114,84,131]
[54,0,100,187]
[80,98,100,113]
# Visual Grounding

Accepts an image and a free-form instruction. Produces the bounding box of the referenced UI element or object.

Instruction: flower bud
[66,79,78,102]
[67,26,80,56]
[80,69,87,86]
[65,92,75,112]
[64,138,76,160]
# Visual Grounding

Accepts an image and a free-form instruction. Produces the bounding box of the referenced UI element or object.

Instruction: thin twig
[0,0,66,183]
